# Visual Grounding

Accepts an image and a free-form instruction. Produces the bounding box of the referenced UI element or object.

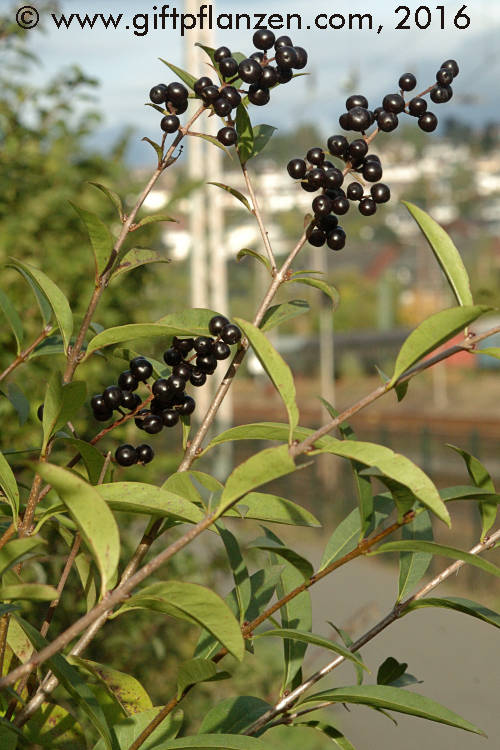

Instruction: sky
[17,0,500,163]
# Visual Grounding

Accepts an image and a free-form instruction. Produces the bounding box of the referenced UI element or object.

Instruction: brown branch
[0,325,53,383]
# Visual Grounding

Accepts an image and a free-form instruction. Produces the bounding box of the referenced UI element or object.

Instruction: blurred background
[1,1,499,748]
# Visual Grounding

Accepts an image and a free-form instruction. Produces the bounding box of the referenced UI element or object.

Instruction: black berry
[194,76,212,95]
[324,168,344,190]
[115,444,138,467]
[312,195,333,217]
[371,183,391,204]
[307,168,326,190]
[261,66,278,88]
[219,57,239,79]
[194,336,214,355]
[134,409,149,429]
[196,353,217,374]
[274,35,293,49]
[306,147,324,166]
[327,134,349,158]
[162,409,179,427]
[213,97,232,117]
[399,73,417,91]
[377,111,399,132]
[150,84,168,104]
[276,67,293,84]
[91,394,106,413]
[143,414,163,434]
[172,363,192,380]
[316,214,339,232]
[118,370,138,392]
[363,161,383,182]
[166,374,186,392]
[214,46,231,62]
[214,341,231,360]
[430,85,452,104]
[176,395,196,416]
[217,127,238,147]
[293,47,308,70]
[359,197,377,216]
[347,182,364,201]
[167,81,188,104]
[347,107,372,132]
[408,97,427,117]
[103,385,123,410]
[190,368,207,387]
[221,324,242,345]
[163,348,182,367]
[327,227,346,251]
[418,112,438,132]
[308,227,326,247]
[209,315,230,335]
[130,357,153,381]
[137,444,154,465]
[221,86,241,108]
[382,93,405,114]
[152,378,172,402]
[346,94,369,110]
[94,408,113,422]
[441,59,459,77]
[37,404,44,421]
[172,337,194,354]
[248,86,270,106]
[287,158,307,179]
[349,139,369,161]
[238,59,262,85]
[332,196,350,215]
[160,115,180,134]
[120,390,138,410]
[202,85,220,103]
[436,68,453,86]
[253,28,275,50]
[275,46,297,69]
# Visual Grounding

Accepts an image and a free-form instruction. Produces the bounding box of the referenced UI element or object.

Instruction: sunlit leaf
[0,288,23,354]
[70,203,115,278]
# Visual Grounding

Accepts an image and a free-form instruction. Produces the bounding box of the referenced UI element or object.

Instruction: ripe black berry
[250,51,264,63]
[209,315,230,335]
[172,337,194,354]
[382,93,405,114]
[436,68,453,86]
[324,168,344,190]
[287,158,307,179]
[359,197,377,216]
[347,107,372,132]
[137,444,154,465]
[160,115,180,134]
[217,127,238,147]
[213,97,232,117]
[308,227,326,247]
[238,59,262,85]
[37,404,44,421]
[166,374,186,392]
[307,168,326,189]
[174,100,188,115]
[441,59,459,77]
[363,161,383,182]
[150,84,168,104]
[327,134,349,158]
[194,336,214,355]
[248,86,270,106]
[399,73,417,92]
[196,354,217,374]
[377,111,399,132]
[347,182,364,201]
[275,46,297,69]
[371,183,391,204]
[214,46,231,62]
[194,76,212,95]
[121,390,138,410]
[176,395,196,416]
[312,194,333,217]
[293,47,308,70]
[430,85,452,104]
[349,139,369,161]
[214,341,231,360]
[167,81,188,104]
[221,324,241,345]
[152,378,172,402]
[219,57,239,78]
[115,444,138,467]
[91,394,106,413]
[143,414,163,434]
[276,67,293,84]
[327,227,346,251]
[162,409,179,427]
[134,409,149,429]
[418,111,438,132]
[253,28,275,50]
[201,85,220,103]
[172,363,192,380]
[316,213,339,232]
[94,408,113,422]
[190,368,207,387]
[221,86,241,108]
[118,370,138,392]
[163,347,182,367]
[408,97,427,117]
[130,357,153,381]
[275,35,293,49]
[332,196,350,215]
[346,94,369,110]
[306,147,324,166]
[260,66,278,88]
[339,112,351,130]
[103,385,123,410]
[301,180,317,193]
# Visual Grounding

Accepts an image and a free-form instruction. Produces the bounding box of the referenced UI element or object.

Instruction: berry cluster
[90,316,242,467]
[149,80,189,135]
[287,59,459,250]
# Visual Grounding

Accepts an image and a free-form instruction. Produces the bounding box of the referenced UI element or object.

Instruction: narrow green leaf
[146,102,169,115]
[116,581,244,661]
[62,438,111,485]
[440,485,500,503]
[36,463,120,595]
[0,584,58,601]
[0,288,23,354]
[275,554,311,690]
[0,450,19,523]
[208,182,251,212]
[237,492,320,527]
[205,421,314,451]
[235,318,299,443]
[251,124,277,160]
[249,537,313,580]
[92,708,183,750]
[23,701,85,748]
[377,657,408,685]
[156,736,271,750]
[372,540,500,578]
[404,596,500,629]
[8,262,51,325]
[448,445,497,539]
[5,383,29,426]
[403,202,473,306]
[71,657,153,715]
[97,483,205,524]
[260,300,310,332]
[0,537,44,578]
[89,182,124,220]
[218,445,296,515]
[291,276,340,310]
[297,721,357,750]
[133,213,177,229]
[328,621,364,685]
[74,550,97,613]
[142,137,164,162]
[319,509,360,570]
[70,203,115,277]
[159,58,197,90]
[301,685,485,735]
[0,722,19,750]
[398,511,433,602]
[236,104,254,164]
[8,259,73,351]
[477,347,500,360]
[199,696,271,735]
[390,305,490,385]
[112,249,170,281]
[188,131,232,158]
[217,522,252,623]
[253,629,367,670]
[177,658,217,699]
[236,248,271,272]
[42,375,87,451]
[336,412,374,534]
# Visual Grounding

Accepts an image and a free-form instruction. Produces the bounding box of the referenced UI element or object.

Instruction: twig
[241,161,277,274]
[0,325,53,383]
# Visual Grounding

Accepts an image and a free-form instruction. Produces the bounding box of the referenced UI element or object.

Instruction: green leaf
[404,596,500,629]
[260,300,310,332]
[398,511,433,602]
[5,383,29,426]
[97,482,205,524]
[236,104,254,164]
[253,629,368,671]
[89,182,124,221]
[291,276,340,310]
[390,305,490,385]
[217,523,252,623]
[236,248,271,273]
[116,581,244,661]
[328,622,364,686]
[319,509,361,570]
[477,347,500,360]
[142,137,164,163]
[377,657,407,685]
[440,485,500,503]
[297,721,357,750]
[188,131,232,159]
[159,58,197,90]
[218,445,296,516]
[42,375,87,451]
[8,259,73,352]
[92,708,183,750]
[237,492,320,527]
[448,445,497,539]
[0,450,19,523]
[70,203,115,277]
[0,584,59,601]
[133,213,178,229]
[8,261,51,325]
[0,288,23,354]
[248,537,313,580]
[74,550,97,613]
[205,421,314,451]
[154,736,271,750]
[62,438,111,485]
[275,553,311,690]
[251,124,277,160]
[199,696,271,735]
[71,657,153,715]
[301,685,485,735]
[85,308,218,358]
[0,722,19,750]
[35,463,120,595]
[177,658,217,699]
[207,182,251,212]
[372,540,500,579]
[111,249,170,281]
[336,412,374,535]
[403,202,473,306]
[235,318,299,443]
[23,701,85,748]
[0,537,45,577]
